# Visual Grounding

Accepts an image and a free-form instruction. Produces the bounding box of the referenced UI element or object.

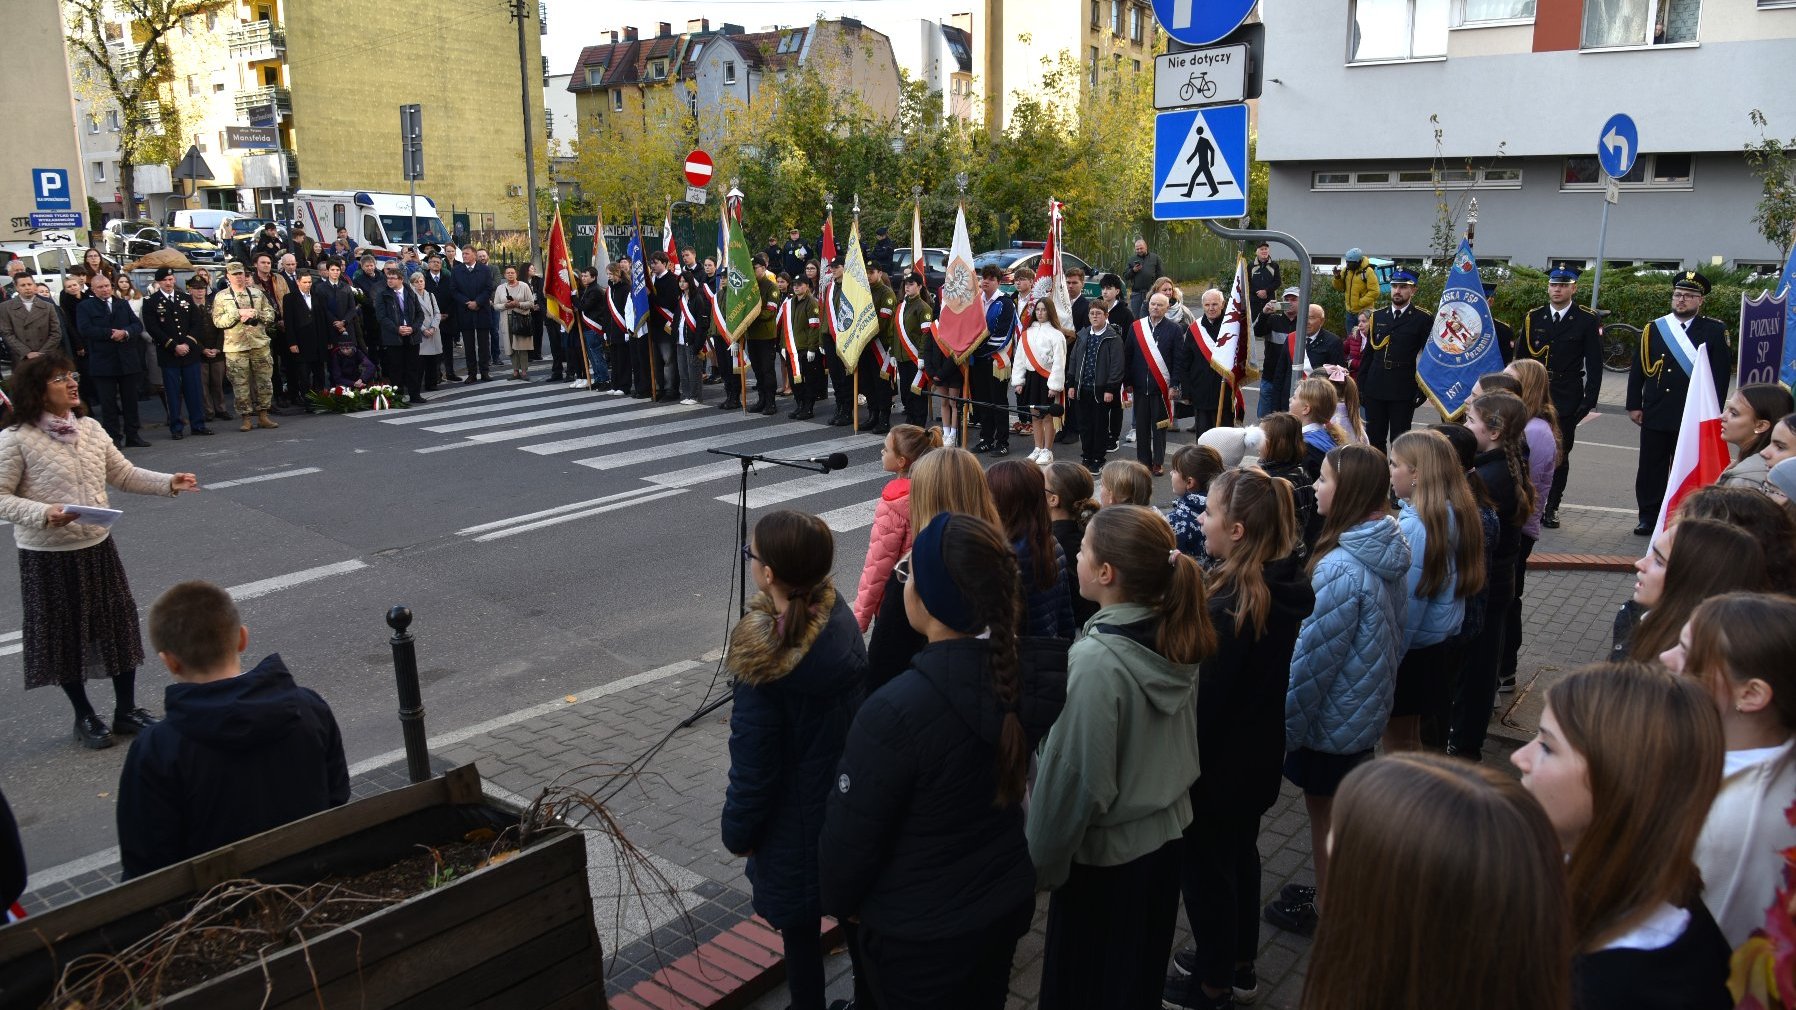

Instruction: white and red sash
[679,294,700,335]
[872,340,898,379]
[780,300,803,374]
[898,304,932,391]
[704,281,724,335]
[606,290,631,335]
[1133,318,1172,405]
[1021,327,1052,379]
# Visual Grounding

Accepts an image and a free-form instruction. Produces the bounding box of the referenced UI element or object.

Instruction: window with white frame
[1091,0,1101,26]
[1311,165,1523,189]
[1111,0,1122,33]
[1350,0,1449,61]
[612,88,623,112]
[88,115,100,134]
[1582,0,1700,48]
[1562,153,1694,188]
[91,161,106,182]
[586,67,602,86]
[1089,45,1099,84]
[1451,0,1535,24]
[651,60,666,80]
[724,60,737,85]
[105,110,120,131]
[1131,5,1144,42]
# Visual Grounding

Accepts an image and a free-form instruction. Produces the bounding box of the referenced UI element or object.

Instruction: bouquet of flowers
[1729,797,1796,1008]
[305,384,409,414]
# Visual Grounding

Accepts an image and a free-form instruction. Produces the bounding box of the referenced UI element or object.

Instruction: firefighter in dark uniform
[1518,265,1604,528]
[1626,270,1732,534]
[859,263,899,434]
[1355,266,1433,455]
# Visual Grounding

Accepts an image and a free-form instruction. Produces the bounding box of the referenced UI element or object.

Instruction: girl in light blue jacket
[1384,430,1488,754]
[1266,443,1410,939]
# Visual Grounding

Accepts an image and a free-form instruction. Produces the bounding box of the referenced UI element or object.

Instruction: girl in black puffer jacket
[721,510,867,1010]
[820,513,1065,1009]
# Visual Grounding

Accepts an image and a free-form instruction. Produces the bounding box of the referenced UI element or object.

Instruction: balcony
[234,85,291,118]
[228,20,287,61]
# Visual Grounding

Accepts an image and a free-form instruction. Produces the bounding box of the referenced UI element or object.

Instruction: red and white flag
[910,198,926,289]
[934,204,987,364]
[662,206,679,273]
[1652,348,1729,541]
[1191,256,1249,415]
[1033,198,1074,328]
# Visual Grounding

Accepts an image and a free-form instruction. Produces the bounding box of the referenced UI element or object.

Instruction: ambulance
[294,190,449,261]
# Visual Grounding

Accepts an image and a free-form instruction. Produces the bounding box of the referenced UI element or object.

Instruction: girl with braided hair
[1029,504,1214,1009]
[721,510,867,1010]
[820,513,1063,1009]
[1447,391,1532,760]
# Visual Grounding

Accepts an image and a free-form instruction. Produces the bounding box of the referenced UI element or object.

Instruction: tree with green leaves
[63,0,228,220]
[1746,109,1796,256]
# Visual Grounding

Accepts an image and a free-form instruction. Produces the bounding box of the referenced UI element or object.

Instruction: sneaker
[569,379,589,389]
[1107,438,1121,453]
[1262,898,1317,937]
[1497,675,1517,695]
[1125,430,1137,444]
[679,398,698,405]
[943,429,958,448]
[1169,948,1255,1000]
[1279,882,1316,906]
[1161,972,1231,1010]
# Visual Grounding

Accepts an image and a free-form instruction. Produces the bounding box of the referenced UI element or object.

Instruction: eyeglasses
[741,544,760,564]
[894,551,913,585]
[49,372,80,384]
[1672,291,1704,299]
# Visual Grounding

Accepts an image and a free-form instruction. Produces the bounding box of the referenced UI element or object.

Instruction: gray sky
[541,0,958,74]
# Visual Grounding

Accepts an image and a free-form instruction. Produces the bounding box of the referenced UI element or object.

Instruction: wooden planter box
[0,764,607,1010]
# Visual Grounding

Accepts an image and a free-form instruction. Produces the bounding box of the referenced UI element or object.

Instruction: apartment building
[888,16,977,123]
[1257,0,1796,270]
[971,0,1155,132]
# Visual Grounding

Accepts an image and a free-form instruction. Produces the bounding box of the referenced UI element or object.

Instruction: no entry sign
[684,150,713,188]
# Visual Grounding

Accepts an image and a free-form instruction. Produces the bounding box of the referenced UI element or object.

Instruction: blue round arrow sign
[1153,0,1257,46]
[1597,113,1639,179]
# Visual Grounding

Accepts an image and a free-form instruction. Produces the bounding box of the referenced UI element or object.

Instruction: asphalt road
[0,359,1651,873]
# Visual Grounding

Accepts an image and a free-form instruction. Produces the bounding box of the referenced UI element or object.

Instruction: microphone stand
[679,447,833,728]
[931,389,1064,419]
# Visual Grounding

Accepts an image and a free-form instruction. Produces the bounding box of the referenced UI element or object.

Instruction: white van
[295,190,449,261]
[168,209,241,241]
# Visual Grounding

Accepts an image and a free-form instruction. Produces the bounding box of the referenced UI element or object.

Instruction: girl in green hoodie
[1027,504,1215,1009]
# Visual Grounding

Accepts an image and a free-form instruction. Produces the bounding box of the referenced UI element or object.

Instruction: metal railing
[233,85,292,115]
[227,20,287,58]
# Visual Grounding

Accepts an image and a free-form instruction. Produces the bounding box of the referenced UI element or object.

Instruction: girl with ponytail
[1446,392,1531,760]
[722,510,868,1010]
[1028,504,1215,1009]
[820,513,1063,1008]
[1045,461,1103,626]
[1165,468,1318,1007]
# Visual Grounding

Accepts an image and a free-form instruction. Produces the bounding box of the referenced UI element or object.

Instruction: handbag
[508,311,531,336]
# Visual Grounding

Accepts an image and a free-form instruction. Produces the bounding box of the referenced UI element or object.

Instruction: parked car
[156,227,225,265]
[101,219,159,258]
[890,246,948,295]
[973,244,1105,299]
[169,208,241,241]
[0,241,84,289]
[219,217,284,263]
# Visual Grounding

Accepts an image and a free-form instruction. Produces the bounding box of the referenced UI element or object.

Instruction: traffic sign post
[1154,44,1247,109]
[31,169,71,211]
[1154,0,1256,47]
[684,150,713,189]
[1590,113,1638,318]
[1152,104,1250,221]
[399,104,423,251]
[29,211,82,230]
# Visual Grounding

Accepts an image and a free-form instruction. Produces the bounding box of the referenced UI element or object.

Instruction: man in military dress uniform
[1518,265,1604,528]
[1626,270,1732,534]
[1355,266,1433,455]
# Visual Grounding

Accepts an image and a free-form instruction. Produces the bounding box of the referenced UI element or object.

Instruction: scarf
[37,413,79,444]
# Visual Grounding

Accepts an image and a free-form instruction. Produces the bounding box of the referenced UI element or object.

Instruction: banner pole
[853,370,860,432]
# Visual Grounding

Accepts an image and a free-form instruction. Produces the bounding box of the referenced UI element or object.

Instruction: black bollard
[387,605,431,783]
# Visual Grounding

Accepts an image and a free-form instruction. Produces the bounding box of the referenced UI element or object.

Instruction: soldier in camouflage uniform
[210,262,278,432]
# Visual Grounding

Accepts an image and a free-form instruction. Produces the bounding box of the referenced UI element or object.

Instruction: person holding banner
[898,272,937,428]
[1126,293,1183,476]
[1626,272,1732,535]
[605,262,639,398]
[859,263,900,434]
[972,267,1020,457]
[1519,266,1604,528]
[784,273,825,421]
[746,255,783,416]
[676,270,712,405]
[1357,268,1433,455]
[1183,288,1239,439]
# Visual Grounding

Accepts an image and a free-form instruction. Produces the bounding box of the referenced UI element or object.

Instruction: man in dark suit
[375,266,426,403]
[76,273,150,447]
[1627,270,1731,534]
[1181,287,1237,440]
[1125,290,1183,475]
[315,258,358,355]
[1302,303,1347,370]
[143,267,210,439]
[281,271,328,411]
[1356,266,1433,455]
[445,246,492,382]
[1518,266,1605,527]
[647,251,682,400]
[421,253,458,381]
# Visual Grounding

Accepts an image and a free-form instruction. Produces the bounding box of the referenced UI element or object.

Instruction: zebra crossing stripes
[814,499,881,533]
[640,433,880,488]
[520,410,749,455]
[420,396,642,433]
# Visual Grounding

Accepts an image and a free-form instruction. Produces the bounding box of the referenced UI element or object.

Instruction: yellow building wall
[2,0,91,241]
[285,0,544,230]
[578,81,677,139]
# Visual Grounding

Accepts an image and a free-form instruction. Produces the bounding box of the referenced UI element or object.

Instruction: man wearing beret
[1355,266,1433,455]
[1518,265,1603,528]
[1626,270,1731,534]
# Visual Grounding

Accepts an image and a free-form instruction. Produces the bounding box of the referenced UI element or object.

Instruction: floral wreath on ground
[305,384,410,413]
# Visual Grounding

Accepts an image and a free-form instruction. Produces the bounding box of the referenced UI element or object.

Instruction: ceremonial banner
[592,206,611,278]
[1418,239,1505,419]
[662,205,679,272]
[1033,198,1075,327]
[1777,240,1796,389]
[544,206,574,328]
[830,217,880,367]
[1191,255,1249,415]
[934,204,987,364]
[625,213,650,335]
[718,189,761,342]
[910,198,926,288]
[1740,289,1788,387]
[1652,348,1728,542]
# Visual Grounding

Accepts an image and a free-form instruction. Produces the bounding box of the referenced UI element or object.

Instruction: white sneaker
[569,379,589,389]
[1125,430,1137,444]
[608,388,626,395]
[944,428,958,448]
[679,398,698,405]
[1036,448,1053,464]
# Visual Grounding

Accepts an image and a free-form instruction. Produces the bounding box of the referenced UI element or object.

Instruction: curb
[612,916,843,1010]
[1527,552,1635,573]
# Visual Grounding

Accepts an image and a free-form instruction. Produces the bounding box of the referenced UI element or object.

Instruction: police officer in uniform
[1519,265,1604,528]
[1356,266,1433,455]
[1626,270,1731,534]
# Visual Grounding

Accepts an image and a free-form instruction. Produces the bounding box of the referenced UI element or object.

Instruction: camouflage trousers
[225,346,275,413]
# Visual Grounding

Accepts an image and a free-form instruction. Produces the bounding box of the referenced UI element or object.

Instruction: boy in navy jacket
[116,581,348,879]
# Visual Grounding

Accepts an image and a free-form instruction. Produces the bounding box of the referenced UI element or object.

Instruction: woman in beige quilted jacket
[0,354,199,749]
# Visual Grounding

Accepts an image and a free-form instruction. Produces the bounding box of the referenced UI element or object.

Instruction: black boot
[871,410,891,435]
[829,405,852,427]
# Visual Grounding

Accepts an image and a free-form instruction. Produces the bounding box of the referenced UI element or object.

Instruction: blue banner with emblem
[1776,241,1796,390]
[1418,239,1505,420]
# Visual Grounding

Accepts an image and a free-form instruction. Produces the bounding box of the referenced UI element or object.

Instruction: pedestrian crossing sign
[1152,104,1249,221]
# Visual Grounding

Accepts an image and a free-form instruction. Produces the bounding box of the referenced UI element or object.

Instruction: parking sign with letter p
[31,169,71,211]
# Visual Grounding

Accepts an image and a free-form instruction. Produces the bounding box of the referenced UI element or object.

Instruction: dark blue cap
[911,513,983,635]
[1482,282,1498,297]
[1548,265,1580,283]
[1390,268,1418,285]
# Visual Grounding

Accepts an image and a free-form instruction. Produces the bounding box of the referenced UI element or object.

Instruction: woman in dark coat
[721,510,867,1010]
[821,513,1066,1009]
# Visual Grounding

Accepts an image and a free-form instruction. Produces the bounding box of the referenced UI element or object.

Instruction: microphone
[806,452,850,471]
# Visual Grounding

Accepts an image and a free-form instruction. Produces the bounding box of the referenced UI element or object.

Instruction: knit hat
[910,512,982,634]
[1769,458,1796,501]
[1199,426,1248,468]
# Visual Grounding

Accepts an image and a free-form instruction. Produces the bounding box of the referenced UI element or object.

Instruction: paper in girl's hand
[61,505,122,528]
